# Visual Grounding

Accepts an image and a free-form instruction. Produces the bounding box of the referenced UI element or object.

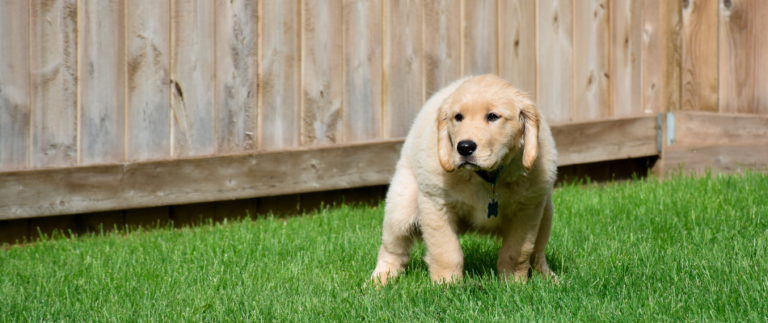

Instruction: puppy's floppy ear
[519,98,540,172]
[437,99,455,172]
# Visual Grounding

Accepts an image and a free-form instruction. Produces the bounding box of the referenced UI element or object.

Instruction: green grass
[2,172,768,322]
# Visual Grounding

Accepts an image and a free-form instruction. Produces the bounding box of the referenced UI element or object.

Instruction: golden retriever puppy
[371,74,558,284]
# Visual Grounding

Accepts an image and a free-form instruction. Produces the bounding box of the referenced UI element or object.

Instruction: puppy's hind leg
[371,165,419,285]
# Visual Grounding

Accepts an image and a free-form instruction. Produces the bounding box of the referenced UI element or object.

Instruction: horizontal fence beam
[0,115,661,220]
[663,111,768,174]
[552,115,659,166]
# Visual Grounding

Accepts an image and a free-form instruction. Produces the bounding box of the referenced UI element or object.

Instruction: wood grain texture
[261,0,300,150]
[79,0,125,165]
[536,0,573,123]
[643,0,682,114]
[215,0,259,154]
[573,0,610,120]
[610,0,642,116]
[681,0,718,111]
[302,0,343,145]
[756,0,768,115]
[343,0,383,143]
[424,0,461,98]
[0,1,30,170]
[171,0,215,157]
[0,140,404,220]
[718,0,761,114]
[499,0,536,95]
[551,115,658,166]
[126,0,171,161]
[463,0,497,76]
[30,0,78,168]
[641,0,683,114]
[383,0,423,139]
[673,111,768,145]
[664,143,768,174]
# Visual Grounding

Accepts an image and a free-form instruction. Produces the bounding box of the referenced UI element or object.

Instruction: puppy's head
[437,75,540,173]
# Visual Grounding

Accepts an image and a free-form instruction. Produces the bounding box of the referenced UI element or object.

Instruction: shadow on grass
[404,234,565,281]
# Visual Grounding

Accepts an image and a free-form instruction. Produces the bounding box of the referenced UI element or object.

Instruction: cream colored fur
[371,75,558,284]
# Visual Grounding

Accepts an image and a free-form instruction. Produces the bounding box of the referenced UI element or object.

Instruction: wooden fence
[1,0,767,221]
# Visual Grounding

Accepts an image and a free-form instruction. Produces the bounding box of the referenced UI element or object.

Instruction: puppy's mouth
[457,161,481,171]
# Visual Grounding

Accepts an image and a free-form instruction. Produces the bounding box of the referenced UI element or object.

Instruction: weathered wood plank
[0,113,668,220]
[573,0,610,120]
[463,0,497,76]
[126,0,171,161]
[551,115,658,166]
[673,111,768,145]
[681,0,718,112]
[383,0,423,139]
[79,0,125,165]
[424,0,461,98]
[499,0,536,95]
[30,0,78,168]
[641,0,661,114]
[0,140,404,220]
[171,0,215,157]
[0,1,30,170]
[756,0,768,115]
[641,0,682,114]
[611,0,643,116]
[664,143,768,174]
[261,0,300,150]
[302,0,343,145]
[215,0,259,153]
[536,0,573,123]
[343,0,383,143]
[718,0,758,114]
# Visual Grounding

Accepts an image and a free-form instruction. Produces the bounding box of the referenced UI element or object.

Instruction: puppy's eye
[486,113,500,122]
[454,113,464,122]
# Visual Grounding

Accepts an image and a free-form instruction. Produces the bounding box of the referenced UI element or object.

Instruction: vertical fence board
[653,0,682,113]
[536,0,573,123]
[718,0,757,114]
[383,0,423,139]
[171,0,215,157]
[499,0,536,95]
[424,0,461,97]
[641,0,660,113]
[574,0,610,120]
[302,0,343,146]
[0,2,30,170]
[80,0,125,165]
[756,0,768,114]
[215,0,259,153]
[30,0,78,168]
[126,0,171,161]
[611,0,642,116]
[343,0,382,143]
[464,0,497,76]
[681,0,718,112]
[261,0,300,150]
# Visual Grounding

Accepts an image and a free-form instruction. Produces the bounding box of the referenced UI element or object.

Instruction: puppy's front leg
[497,203,545,283]
[418,194,463,283]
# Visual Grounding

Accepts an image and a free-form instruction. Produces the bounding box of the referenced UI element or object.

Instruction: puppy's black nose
[457,140,477,156]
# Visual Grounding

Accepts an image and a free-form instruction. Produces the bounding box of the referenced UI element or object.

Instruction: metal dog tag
[487,199,499,218]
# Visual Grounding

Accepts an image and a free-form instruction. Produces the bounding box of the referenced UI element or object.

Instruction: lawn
[1,172,767,321]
